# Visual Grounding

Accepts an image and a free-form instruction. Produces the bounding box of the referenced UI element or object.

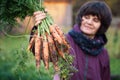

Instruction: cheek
[81,19,85,26]
[95,23,101,31]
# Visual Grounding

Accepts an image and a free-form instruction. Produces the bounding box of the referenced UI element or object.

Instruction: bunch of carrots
[26,0,78,79]
[27,22,70,71]
[25,0,72,72]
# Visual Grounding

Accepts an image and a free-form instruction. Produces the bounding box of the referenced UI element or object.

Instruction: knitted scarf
[68,24,107,56]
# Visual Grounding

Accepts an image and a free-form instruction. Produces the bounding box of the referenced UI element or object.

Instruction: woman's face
[80,15,101,39]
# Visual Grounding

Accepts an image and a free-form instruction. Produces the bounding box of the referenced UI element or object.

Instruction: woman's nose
[87,19,93,24]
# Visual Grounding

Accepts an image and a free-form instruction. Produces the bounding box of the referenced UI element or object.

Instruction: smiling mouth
[84,25,93,30]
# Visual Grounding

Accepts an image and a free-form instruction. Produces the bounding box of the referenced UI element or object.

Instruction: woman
[32,1,112,80]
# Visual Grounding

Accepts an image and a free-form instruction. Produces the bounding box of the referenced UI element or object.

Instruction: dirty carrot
[54,41,65,59]
[27,33,36,51]
[54,25,70,46]
[54,24,64,36]
[49,24,63,44]
[35,36,42,69]
[47,34,59,71]
[42,38,49,69]
[54,24,70,53]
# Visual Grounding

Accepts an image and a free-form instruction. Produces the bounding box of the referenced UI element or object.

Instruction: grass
[110,58,120,75]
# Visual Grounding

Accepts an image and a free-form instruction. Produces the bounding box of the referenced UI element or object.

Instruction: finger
[34,12,46,20]
[34,20,41,26]
[44,8,48,13]
[34,14,46,22]
[33,11,42,16]
[34,13,46,19]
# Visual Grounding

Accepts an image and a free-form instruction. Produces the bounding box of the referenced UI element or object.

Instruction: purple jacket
[66,33,111,80]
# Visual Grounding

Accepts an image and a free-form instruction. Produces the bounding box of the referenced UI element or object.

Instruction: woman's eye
[84,15,90,19]
[94,18,100,22]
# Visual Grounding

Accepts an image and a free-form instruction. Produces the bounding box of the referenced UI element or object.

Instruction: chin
[80,27,95,36]
[81,30,91,34]
[81,30,95,37]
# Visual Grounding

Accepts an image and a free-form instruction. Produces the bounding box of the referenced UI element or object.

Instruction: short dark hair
[76,1,112,35]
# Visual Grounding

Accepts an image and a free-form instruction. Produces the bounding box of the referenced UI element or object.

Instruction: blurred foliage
[0,0,43,33]
[0,37,54,80]
[105,27,120,58]
[106,0,120,16]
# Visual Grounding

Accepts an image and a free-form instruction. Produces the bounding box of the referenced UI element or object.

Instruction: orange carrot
[35,36,42,69]
[54,25,70,53]
[42,38,49,69]
[27,34,36,52]
[55,25,70,46]
[54,41,65,59]
[54,24,64,37]
[28,28,38,55]
[47,34,59,71]
[49,24,63,44]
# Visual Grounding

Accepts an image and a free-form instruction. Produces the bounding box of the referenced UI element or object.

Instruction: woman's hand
[33,11,46,26]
